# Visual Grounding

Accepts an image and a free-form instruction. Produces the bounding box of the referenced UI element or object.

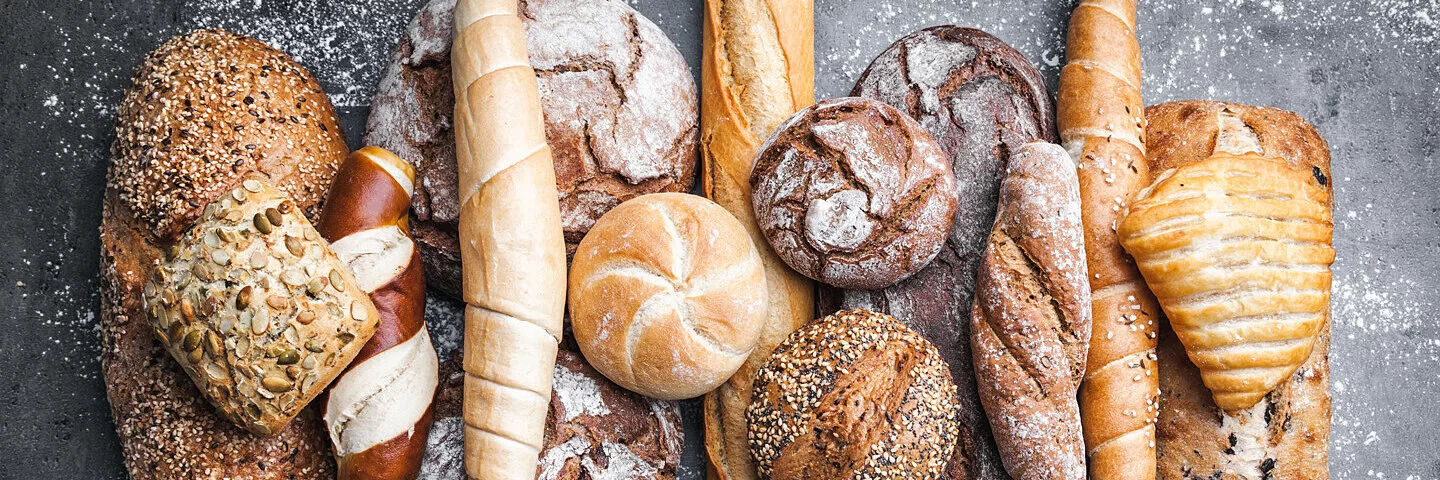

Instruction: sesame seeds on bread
[746,309,960,480]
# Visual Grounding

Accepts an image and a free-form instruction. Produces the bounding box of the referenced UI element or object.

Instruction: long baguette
[698,1,815,479]
[452,2,568,479]
[1056,1,1160,478]
[318,147,439,480]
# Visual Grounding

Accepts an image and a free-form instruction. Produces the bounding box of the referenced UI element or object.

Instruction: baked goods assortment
[568,193,767,400]
[751,97,957,290]
[98,2,1336,479]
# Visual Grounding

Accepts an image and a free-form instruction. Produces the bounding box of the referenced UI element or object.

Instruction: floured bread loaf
[1120,150,1334,411]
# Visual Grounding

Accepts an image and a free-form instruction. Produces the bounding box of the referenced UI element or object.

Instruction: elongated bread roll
[699,1,816,479]
[1142,101,1331,480]
[452,2,568,478]
[1056,1,1159,478]
[318,147,439,480]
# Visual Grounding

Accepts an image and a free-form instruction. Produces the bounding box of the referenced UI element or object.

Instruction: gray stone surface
[0,0,1435,478]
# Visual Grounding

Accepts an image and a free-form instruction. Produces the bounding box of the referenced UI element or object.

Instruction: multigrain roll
[568,193,768,400]
[750,97,957,290]
[747,309,959,480]
[100,29,348,478]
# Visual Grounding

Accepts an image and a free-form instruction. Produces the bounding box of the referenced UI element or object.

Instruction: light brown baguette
[699,1,816,479]
[970,142,1090,480]
[1055,1,1160,478]
[1143,101,1331,480]
[452,2,568,479]
[318,147,439,480]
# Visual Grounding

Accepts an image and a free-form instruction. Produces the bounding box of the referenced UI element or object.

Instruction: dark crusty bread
[970,142,1090,480]
[418,350,684,480]
[820,26,1056,480]
[747,309,959,480]
[1145,101,1331,480]
[364,0,698,300]
[750,96,957,290]
[101,29,347,478]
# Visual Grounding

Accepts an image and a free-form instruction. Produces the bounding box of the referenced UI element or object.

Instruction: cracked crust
[364,0,698,300]
[750,97,957,290]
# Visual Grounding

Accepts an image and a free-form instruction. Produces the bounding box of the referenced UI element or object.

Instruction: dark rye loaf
[818,26,1057,480]
[364,0,698,299]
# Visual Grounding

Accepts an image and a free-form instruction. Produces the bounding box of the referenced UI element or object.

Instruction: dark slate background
[1,0,1436,478]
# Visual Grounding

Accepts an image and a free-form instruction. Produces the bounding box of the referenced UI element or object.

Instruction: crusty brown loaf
[420,350,684,480]
[699,1,816,479]
[750,97,957,290]
[821,26,1056,480]
[1145,101,1331,480]
[101,29,347,478]
[364,0,698,300]
[747,309,959,480]
[970,142,1090,480]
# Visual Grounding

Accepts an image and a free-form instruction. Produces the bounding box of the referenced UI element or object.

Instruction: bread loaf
[101,29,348,478]
[318,147,440,480]
[365,0,698,300]
[1141,101,1331,480]
[699,0,816,478]
[750,97,957,290]
[822,26,1057,480]
[970,142,1090,480]
[1056,1,1160,477]
[452,1,569,478]
[568,193,768,400]
[747,309,959,480]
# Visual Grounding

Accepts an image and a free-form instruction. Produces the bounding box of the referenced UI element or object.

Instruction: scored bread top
[110,29,347,242]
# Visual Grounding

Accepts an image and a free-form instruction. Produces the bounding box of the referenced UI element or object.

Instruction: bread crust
[699,1,817,478]
[1144,100,1331,480]
[101,29,347,479]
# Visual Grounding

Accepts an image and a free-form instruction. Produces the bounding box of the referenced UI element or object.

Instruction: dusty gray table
[1,0,1435,478]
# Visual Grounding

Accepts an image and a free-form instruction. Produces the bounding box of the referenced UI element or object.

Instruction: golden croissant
[1118,152,1334,411]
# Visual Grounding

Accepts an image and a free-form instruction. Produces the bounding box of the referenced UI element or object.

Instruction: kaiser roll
[567,193,767,400]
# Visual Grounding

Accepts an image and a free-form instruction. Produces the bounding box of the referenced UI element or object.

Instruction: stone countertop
[1,0,1435,478]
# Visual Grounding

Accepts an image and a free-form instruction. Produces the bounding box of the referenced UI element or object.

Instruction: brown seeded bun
[100,29,347,478]
[747,309,960,480]
[568,193,768,400]
[750,97,957,290]
[365,0,698,300]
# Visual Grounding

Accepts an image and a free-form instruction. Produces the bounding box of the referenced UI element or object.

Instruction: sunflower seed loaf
[143,176,380,436]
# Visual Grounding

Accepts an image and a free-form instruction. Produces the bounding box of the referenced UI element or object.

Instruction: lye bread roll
[750,97,957,290]
[100,29,349,479]
[1056,0,1160,478]
[970,142,1090,480]
[569,193,768,400]
[1131,101,1332,480]
[699,0,816,478]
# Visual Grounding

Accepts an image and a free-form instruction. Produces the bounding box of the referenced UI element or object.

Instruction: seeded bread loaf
[365,0,698,300]
[1142,101,1331,480]
[821,26,1057,480]
[101,29,348,478]
[746,309,960,480]
[144,176,380,436]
